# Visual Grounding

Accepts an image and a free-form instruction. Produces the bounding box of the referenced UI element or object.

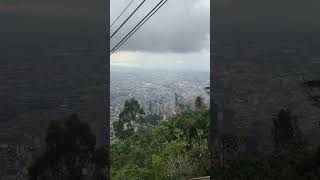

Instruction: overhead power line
[110,0,135,28]
[110,0,168,54]
[110,0,146,39]
[110,0,169,55]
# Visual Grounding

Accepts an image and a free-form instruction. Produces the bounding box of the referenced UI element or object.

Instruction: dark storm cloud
[110,0,210,53]
[214,0,320,31]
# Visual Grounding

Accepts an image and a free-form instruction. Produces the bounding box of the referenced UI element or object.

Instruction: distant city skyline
[110,69,210,139]
[110,0,210,71]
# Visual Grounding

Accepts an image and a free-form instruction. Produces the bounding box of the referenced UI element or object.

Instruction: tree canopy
[113,98,145,139]
[111,101,210,179]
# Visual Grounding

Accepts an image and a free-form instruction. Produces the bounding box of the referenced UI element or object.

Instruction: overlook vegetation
[112,95,320,180]
[111,97,210,179]
[27,83,320,180]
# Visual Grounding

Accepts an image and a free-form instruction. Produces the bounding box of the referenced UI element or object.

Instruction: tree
[113,98,145,139]
[28,114,108,180]
[176,103,187,114]
[195,96,204,109]
[111,107,210,179]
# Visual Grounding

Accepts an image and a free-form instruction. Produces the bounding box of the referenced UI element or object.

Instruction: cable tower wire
[110,0,146,39]
[110,0,168,54]
[110,0,135,28]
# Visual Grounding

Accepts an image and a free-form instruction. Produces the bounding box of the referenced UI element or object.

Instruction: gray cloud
[110,0,210,53]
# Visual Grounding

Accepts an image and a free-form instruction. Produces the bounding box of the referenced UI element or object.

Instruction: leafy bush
[111,107,210,179]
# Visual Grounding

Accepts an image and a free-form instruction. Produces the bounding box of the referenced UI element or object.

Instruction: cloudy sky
[110,0,210,71]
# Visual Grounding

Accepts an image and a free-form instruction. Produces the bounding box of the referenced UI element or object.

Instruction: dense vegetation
[110,96,320,180]
[28,86,320,179]
[111,97,320,180]
[111,98,210,179]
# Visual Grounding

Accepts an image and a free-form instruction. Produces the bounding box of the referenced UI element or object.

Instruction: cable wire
[110,0,146,39]
[110,0,135,28]
[110,0,168,54]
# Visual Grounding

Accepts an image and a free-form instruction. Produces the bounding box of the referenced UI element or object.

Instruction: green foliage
[113,163,152,180]
[113,98,145,139]
[111,107,210,179]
